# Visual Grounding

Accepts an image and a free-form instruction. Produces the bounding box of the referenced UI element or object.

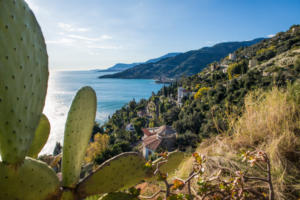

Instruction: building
[137,109,147,118]
[248,58,258,68]
[177,87,190,106]
[210,62,219,72]
[219,64,229,73]
[228,53,236,60]
[126,123,135,132]
[142,125,177,160]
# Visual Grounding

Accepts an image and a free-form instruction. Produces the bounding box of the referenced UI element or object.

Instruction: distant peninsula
[99,38,264,79]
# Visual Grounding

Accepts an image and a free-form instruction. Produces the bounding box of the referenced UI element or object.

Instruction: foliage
[192,84,300,199]
[294,56,300,71]
[194,87,210,99]
[85,133,110,164]
[256,45,276,55]
[227,60,248,80]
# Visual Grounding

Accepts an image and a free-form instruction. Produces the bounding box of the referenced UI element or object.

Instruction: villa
[126,123,135,132]
[142,125,177,160]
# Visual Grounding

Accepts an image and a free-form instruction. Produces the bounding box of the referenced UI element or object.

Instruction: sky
[24,0,300,70]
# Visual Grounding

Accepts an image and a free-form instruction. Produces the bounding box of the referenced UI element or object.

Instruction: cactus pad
[62,86,97,188]
[27,114,51,158]
[0,0,49,164]
[61,190,76,200]
[155,151,185,174]
[76,152,149,199]
[0,157,60,200]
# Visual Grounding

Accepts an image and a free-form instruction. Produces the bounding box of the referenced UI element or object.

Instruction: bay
[42,70,165,154]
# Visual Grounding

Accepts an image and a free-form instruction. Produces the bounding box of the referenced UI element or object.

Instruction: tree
[85,133,110,164]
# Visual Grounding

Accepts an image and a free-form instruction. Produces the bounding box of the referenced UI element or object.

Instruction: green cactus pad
[27,114,51,158]
[61,190,76,200]
[76,152,149,199]
[0,157,60,200]
[62,86,97,188]
[155,151,185,174]
[0,0,49,164]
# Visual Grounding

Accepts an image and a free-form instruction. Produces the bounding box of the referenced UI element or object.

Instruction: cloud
[101,35,113,40]
[46,38,76,45]
[267,34,275,38]
[87,44,122,50]
[46,35,119,50]
[58,23,90,32]
[67,34,112,42]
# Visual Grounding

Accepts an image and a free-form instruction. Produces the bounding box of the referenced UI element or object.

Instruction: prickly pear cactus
[155,151,185,174]
[62,86,97,188]
[61,190,76,200]
[0,157,60,200]
[77,152,150,199]
[77,152,149,198]
[27,114,51,158]
[0,0,48,164]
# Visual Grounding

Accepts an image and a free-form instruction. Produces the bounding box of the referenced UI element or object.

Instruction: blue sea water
[42,70,165,154]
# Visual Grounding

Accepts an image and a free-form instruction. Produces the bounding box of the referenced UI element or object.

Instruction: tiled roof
[143,135,162,151]
[142,128,155,137]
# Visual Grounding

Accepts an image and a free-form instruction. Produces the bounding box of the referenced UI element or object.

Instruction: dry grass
[193,82,300,199]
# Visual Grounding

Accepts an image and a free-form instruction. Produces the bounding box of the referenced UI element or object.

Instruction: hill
[99,38,264,79]
[98,52,181,72]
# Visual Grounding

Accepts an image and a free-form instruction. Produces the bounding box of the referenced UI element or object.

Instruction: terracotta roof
[142,128,155,137]
[143,135,162,151]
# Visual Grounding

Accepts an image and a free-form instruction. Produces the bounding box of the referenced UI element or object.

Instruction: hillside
[98,52,181,72]
[91,25,300,198]
[99,38,264,79]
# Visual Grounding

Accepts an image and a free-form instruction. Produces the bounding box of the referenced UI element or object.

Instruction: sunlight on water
[42,72,70,155]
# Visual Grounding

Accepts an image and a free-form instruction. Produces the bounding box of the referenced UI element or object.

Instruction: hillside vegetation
[86,25,300,199]
[180,84,300,199]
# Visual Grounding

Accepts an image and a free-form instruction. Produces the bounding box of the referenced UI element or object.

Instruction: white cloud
[58,23,90,32]
[267,34,275,38]
[46,38,76,45]
[66,34,112,42]
[87,44,122,50]
[101,35,113,40]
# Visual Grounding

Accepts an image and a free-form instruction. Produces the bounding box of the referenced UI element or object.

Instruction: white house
[177,87,190,106]
[228,53,236,60]
[248,58,258,68]
[142,125,177,160]
[126,123,135,132]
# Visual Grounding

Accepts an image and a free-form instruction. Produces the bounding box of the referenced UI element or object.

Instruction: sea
[41,70,165,154]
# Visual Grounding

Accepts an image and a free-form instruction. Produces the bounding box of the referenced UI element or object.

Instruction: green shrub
[227,60,248,80]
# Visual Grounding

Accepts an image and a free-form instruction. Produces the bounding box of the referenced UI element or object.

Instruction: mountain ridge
[98,52,181,72]
[99,38,264,79]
